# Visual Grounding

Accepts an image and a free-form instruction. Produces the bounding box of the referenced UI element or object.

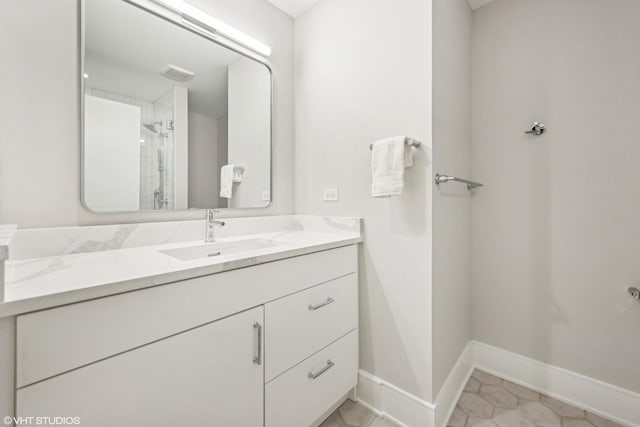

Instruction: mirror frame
[79,0,274,213]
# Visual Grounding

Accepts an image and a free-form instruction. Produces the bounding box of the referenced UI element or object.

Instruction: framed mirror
[81,0,272,212]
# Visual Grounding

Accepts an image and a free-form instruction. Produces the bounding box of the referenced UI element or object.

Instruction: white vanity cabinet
[13,245,359,427]
[17,306,265,427]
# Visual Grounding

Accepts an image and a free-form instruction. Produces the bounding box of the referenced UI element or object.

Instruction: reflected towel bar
[435,173,483,190]
[369,137,422,151]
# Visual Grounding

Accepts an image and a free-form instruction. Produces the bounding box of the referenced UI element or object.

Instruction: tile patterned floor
[320,399,400,427]
[448,370,625,427]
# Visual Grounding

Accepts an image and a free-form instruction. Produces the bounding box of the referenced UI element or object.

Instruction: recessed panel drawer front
[265,330,358,427]
[265,273,358,381]
[16,245,357,388]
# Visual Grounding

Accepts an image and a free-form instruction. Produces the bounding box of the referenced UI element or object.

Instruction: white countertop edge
[0,237,362,318]
[0,224,17,261]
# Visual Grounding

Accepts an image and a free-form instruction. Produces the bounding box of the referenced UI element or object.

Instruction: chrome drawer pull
[253,322,262,365]
[308,360,335,379]
[308,297,335,311]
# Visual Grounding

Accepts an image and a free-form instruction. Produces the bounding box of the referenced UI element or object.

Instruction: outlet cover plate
[323,188,339,201]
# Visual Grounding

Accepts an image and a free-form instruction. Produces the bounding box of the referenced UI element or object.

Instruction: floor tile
[586,413,624,427]
[472,370,503,386]
[541,396,585,418]
[320,410,347,427]
[447,406,467,427]
[338,400,376,427]
[465,377,482,393]
[502,381,541,401]
[562,418,595,427]
[518,401,561,427]
[458,392,495,418]
[479,385,518,409]
[368,418,400,427]
[493,409,537,427]
[468,417,500,427]
[446,371,623,427]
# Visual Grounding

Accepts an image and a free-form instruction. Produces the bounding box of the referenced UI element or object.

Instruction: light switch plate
[323,188,339,201]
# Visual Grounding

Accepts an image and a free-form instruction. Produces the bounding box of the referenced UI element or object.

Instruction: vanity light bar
[149,0,272,57]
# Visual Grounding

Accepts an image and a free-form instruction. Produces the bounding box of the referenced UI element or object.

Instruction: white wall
[472,0,640,393]
[173,87,189,210]
[432,0,472,398]
[188,111,219,208]
[0,0,293,227]
[227,57,271,208]
[84,95,141,211]
[294,0,433,401]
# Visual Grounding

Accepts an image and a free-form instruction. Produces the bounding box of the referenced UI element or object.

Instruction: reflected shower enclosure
[84,87,182,211]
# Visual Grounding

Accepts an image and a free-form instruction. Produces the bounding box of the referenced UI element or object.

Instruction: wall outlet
[323,188,339,201]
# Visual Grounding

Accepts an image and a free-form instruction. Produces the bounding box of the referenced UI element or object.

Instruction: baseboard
[472,341,640,427]
[357,341,640,427]
[357,370,435,427]
[433,342,475,427]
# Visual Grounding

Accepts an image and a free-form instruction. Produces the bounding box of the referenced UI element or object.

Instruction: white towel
[220,165,235,199]
[371,137,413,197]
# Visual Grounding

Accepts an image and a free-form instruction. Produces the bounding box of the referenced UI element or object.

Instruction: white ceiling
[266,0,321,18]
[267,0,496,17]
[85,0,255,118]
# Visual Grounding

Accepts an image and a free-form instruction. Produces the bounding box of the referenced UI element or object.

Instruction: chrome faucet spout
[205,209,225,242]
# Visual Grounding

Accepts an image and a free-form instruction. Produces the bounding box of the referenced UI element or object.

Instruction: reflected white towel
[220,165,235,199]
[371,137,413,197]
[232,166,244,183]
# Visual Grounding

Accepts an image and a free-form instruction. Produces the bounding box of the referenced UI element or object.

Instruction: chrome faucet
[205,209,225,242]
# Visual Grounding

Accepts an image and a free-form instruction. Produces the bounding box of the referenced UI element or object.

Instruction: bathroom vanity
[0,216,362,427]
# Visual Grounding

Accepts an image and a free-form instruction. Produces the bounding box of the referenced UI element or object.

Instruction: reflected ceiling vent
[160,64,195,82]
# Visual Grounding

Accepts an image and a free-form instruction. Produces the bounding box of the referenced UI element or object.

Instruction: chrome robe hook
[525,122,546,135]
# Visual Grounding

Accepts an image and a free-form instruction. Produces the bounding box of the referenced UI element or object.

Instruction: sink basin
[159,238,287,261]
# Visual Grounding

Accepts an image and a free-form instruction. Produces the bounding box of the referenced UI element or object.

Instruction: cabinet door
[17,307,264,427]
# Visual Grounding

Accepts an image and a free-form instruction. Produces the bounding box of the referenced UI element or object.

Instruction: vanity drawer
[16,245,357,388]
[265,330,358,427]
[265,273,357,381]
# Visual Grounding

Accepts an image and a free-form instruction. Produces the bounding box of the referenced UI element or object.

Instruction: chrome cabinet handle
[308,360,335,379]
[253,322,262,365]
[308,297,335,311]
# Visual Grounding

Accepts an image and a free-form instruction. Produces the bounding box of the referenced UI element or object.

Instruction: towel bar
[434,173,483,190]
[369,137,421,151]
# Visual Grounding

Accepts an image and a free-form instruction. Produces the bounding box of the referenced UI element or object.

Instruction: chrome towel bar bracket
[435,173,483,190]
[369,137,421,151]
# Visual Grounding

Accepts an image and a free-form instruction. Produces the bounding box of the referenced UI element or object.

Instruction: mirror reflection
[82,0,271,212]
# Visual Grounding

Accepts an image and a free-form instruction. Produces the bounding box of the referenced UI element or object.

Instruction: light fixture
[149,0,272,57]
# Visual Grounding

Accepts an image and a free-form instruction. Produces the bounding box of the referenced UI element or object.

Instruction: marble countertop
[0,216,362,317]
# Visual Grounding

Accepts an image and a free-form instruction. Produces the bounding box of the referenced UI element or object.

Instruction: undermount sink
[159,238,287,261]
